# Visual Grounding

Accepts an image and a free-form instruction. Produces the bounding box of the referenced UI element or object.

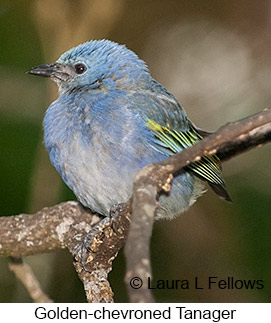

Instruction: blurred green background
[0,0,270,302]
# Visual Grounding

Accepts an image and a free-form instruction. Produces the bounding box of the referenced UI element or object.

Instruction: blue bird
[28,39,231,220]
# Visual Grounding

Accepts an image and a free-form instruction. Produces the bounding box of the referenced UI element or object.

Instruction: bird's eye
[74,63,87,74]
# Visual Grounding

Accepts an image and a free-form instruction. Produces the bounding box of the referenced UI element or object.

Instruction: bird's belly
[49,133,205,219]
[55,141,136,216]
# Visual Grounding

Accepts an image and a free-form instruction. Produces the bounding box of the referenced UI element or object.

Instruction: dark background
[0,0,270,302]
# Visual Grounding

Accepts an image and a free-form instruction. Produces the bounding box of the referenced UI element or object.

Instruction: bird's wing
[145,119,232,201]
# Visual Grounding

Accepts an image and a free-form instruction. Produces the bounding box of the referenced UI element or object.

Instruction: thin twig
[8,257,53,303]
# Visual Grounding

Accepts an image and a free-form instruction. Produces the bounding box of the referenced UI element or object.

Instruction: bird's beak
[27,63,71,82]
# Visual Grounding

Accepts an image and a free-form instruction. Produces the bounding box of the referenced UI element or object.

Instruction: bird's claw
[73,204,125,271]
[72,216,110,271]
[72,235,96,271]
[109,203,126,233]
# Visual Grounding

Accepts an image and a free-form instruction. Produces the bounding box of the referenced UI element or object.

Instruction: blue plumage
[28,40,230,219]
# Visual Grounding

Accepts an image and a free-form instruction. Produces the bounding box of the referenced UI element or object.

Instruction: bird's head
[28,40,151,94]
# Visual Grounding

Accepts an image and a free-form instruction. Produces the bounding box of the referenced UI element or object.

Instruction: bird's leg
[109,203,127,233]
[73,203,128,272]
[72,215,109,271]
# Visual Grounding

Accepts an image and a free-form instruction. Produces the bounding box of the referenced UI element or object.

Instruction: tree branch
[8,257,53,303]
[0,109,270,302]
[124,108,271,302]
[0,202,115,302]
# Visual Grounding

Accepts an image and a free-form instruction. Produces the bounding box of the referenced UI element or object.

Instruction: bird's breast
[44,108,148,215]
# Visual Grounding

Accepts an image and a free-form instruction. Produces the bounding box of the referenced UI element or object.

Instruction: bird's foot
[72,216,109,271]
[73,203,127,272]
[109,203,126,233]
